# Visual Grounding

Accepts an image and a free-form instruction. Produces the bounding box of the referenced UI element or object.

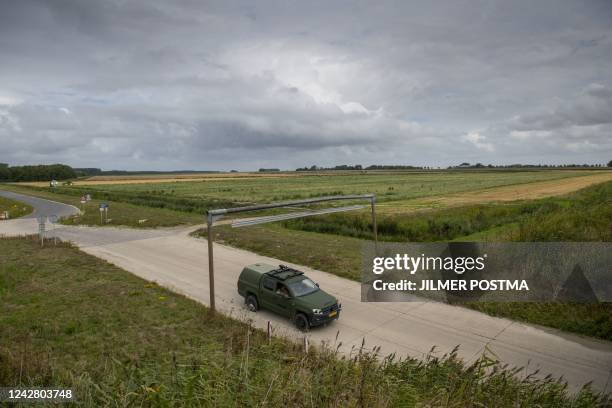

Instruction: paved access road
[0,190,79,219]
[1,190,611,394]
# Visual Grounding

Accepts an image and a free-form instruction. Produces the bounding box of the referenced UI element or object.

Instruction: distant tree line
[296,164,427,171]
[363,165,425,170]
[448,162,609,169]
[258,168,280,172]
[73,168,103,177]
[296,162,612,171]
[73,168,220,176]
[297,164,361,171]
[0,163,76,181]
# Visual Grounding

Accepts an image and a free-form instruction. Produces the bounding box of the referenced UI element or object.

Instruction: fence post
[267,321,272,344]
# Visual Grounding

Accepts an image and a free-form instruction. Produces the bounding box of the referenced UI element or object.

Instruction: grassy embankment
[199,181,612,341]
[0,195,32,219]
[0,237,607,406]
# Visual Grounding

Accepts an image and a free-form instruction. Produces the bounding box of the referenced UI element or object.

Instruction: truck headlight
[312,308,323,314]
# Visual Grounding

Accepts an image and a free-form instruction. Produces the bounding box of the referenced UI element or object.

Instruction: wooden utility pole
[371,196,378,252]
[207,213,216,312]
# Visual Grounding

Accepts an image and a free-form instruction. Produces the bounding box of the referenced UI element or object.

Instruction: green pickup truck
[237,263,341,331]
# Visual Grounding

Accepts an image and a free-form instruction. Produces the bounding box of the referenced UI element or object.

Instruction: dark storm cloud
[1,0,611,170]
[512,84,612,130]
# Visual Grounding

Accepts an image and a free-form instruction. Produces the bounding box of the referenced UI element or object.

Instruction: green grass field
[0,196,32,219]
[43,169,593,213]
[1,237,606,406]
[2,171,611,340]
[285,180,612,242]
[1,169,604,225]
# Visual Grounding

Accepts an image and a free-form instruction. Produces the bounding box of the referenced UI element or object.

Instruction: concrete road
[1,191,611,394]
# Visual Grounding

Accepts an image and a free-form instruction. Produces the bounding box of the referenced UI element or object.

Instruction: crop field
[17,171,304,187]
[35,169,608,213]
[75,170,594,202]
[4,169,610,228]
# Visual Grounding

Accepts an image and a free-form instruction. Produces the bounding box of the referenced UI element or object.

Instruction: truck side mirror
[315,283,319,287]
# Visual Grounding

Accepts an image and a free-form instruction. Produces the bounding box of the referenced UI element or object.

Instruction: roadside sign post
[99,203,108,224]
[205,194,377,313]
[48,215,58,246]
[37,216,46,247]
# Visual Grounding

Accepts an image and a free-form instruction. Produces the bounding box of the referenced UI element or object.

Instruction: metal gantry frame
[205,194,377,312]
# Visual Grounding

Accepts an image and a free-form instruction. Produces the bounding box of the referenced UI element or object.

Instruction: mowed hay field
[39,169,611,210]
[377,171,612,213]
[5,169,611,227]
[17,171,304,187]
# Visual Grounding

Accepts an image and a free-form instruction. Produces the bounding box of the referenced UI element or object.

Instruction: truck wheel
[245,295,259,312]
[295,313,310,332]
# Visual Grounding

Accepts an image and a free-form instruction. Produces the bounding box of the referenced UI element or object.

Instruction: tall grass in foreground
[1,325,606,407]
[512,181,611,241]
[1,237,607,407]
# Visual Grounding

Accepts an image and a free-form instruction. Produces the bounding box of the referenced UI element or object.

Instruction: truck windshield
[287,278,319,297]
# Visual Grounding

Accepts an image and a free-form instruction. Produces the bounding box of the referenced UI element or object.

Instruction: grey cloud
[0,0,611,170]
[512,84,612,131]
[501,83,612,158]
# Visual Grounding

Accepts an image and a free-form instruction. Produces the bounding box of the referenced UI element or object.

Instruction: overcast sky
[1,0,611,171]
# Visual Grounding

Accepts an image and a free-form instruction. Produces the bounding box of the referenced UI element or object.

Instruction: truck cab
[237,263,341,331]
